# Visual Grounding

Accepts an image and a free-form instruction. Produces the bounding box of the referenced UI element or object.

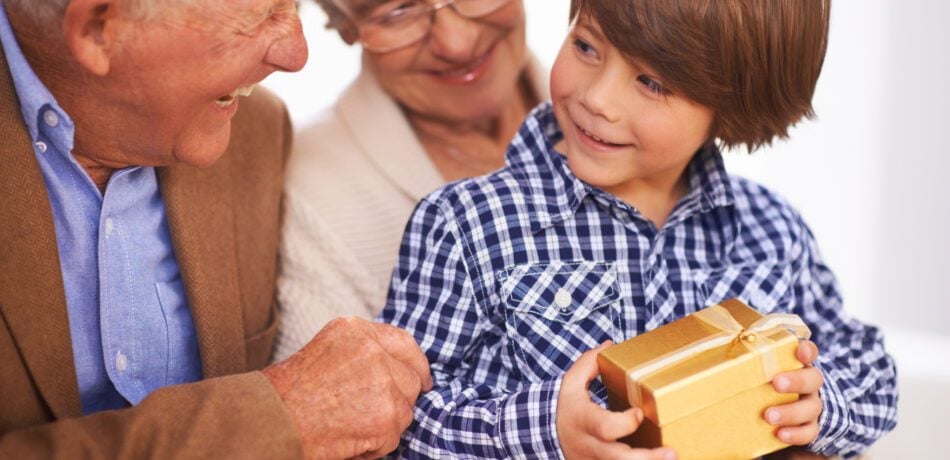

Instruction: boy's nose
[580,74,623,123]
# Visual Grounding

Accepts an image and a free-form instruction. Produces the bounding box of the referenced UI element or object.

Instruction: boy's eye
[572,38,597,57]
[637,75,668,96]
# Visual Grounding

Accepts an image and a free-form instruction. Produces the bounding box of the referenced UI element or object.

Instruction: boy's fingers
[776,421,820,446]
[796,340,820,365]
[772,367,823,394]
[764,392,822,427]
[632,447,679,460]
[591,407,644,441]
[565,341,613,389]
[595,442,678,460]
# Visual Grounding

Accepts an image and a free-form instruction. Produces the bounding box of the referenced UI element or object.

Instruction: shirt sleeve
[788,220,898,458]
[379,197,565,459]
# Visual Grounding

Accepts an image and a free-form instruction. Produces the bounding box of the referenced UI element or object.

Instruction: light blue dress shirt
[0,3,202,414]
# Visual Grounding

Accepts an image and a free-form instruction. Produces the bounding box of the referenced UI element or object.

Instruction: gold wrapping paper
[598,299,811,460]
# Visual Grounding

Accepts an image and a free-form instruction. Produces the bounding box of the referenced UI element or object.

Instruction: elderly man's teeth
[216,97,236,108]
[216,84,257,108]
[236,85,255,97]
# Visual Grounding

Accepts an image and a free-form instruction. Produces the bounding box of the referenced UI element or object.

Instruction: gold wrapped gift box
[597,299,811,460]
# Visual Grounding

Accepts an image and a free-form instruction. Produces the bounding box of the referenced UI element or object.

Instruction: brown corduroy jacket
[0,46,304,458]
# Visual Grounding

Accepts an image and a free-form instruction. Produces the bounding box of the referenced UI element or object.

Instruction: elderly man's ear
[63,0,120,76]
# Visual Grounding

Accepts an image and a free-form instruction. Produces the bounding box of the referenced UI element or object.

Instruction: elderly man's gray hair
[4,0,164,27]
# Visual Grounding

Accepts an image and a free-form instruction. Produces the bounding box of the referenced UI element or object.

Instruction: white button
[43,110,59,127]
[35,141,47,153]
[104,218,114,236]
[554,289,572,310]
[116,351,128,372]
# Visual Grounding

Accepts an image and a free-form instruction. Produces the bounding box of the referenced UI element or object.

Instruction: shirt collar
[0,2,73,145]
[505,102,591,234]
[506,102,735,233]
[683,143,735,213]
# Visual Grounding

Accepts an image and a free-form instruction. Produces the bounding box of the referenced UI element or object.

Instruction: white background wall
[263,0,950,455]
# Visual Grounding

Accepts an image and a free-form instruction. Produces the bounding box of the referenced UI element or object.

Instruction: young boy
[381,0,898,458]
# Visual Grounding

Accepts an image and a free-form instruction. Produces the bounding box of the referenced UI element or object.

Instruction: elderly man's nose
[265,15,309,72]
[428,8,481,61]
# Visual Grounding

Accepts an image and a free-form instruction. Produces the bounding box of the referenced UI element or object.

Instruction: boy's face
[550,14,714,205]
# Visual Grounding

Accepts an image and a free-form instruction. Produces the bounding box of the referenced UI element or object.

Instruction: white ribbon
[626,304,812,410]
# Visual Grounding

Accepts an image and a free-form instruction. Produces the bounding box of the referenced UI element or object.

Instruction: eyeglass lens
[357,0,513,52]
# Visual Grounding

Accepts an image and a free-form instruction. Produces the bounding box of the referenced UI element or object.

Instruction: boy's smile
[550,15,714,226]
[574,120,629,150]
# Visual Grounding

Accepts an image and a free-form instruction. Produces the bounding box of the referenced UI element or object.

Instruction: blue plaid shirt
[381,103,898,459]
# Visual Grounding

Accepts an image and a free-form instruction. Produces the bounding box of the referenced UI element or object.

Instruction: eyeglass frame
[329,0,516,53]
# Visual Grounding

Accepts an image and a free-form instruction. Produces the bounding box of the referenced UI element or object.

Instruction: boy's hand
[556,342,678,460]
[764,340,824,446]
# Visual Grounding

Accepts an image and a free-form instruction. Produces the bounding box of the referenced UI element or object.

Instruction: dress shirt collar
[0,2,74,151]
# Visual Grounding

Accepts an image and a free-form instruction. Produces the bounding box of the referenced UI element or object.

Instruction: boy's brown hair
[570,0,831,151]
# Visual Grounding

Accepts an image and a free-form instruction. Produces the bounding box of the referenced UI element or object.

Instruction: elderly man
[0,0,431,458]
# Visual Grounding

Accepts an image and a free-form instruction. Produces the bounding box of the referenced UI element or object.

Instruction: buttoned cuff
[807,359,851,455]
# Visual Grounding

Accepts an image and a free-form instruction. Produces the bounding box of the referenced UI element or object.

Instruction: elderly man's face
[100,0,307,166]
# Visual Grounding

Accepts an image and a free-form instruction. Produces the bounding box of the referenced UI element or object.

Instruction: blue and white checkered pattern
[380,103,898,459]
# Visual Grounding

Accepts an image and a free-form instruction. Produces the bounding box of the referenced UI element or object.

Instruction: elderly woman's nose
[428,8,482,61]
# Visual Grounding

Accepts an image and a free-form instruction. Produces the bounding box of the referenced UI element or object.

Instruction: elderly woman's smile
[425,43,496,83]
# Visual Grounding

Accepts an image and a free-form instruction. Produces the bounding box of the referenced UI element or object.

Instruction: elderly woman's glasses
[353,0,514,53]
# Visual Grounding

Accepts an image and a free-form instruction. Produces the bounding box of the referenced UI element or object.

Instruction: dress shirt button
[35,141,47,153]
[104,218,114,236]
[116,351,128,372]
[554,289,572,310]
[43,110,59,128]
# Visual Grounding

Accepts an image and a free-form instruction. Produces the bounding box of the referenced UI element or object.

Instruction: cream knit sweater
[274,56,549,362]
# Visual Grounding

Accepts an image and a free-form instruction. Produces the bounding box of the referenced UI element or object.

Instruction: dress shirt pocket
[690,260,794,313]
[498,261,622,382]
[155,280,203,384]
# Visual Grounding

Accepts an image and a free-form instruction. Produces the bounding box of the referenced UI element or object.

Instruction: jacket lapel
[157,156,246,378]
[0,49,82,418]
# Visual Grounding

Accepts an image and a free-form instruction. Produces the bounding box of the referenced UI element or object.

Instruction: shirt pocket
[690,260,794,313]
[155,280,203,385]
[498,261,622,382]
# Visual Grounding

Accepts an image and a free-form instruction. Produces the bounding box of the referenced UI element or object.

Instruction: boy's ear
[336,24,359,46]
[63,0,120,76]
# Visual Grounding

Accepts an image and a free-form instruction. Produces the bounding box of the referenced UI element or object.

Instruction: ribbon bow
[626,304,812,410]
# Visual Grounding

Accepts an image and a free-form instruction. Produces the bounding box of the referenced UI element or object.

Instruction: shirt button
[116,351,128,372]
[43,110,59,128]
[554,289,572,310]
[35,141,47,153]
[104,218,114,236]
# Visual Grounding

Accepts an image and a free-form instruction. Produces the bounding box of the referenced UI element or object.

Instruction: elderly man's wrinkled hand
[262,317,432,459]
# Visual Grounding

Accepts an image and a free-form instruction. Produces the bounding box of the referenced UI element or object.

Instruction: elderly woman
[274,0,547,360]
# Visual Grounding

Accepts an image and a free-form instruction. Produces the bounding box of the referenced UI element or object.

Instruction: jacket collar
[0,44,249,419]
[0,43,83,418]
